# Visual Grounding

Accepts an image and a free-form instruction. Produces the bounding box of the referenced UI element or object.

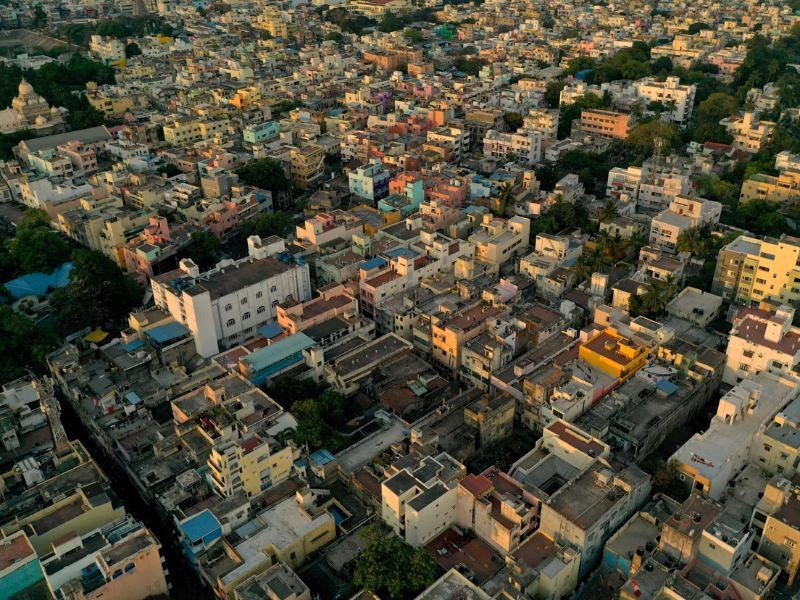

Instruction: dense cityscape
[0,0,800,599]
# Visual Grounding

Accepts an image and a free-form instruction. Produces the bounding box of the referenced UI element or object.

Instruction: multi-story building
[751,395,800,479]
[465,109,505,151]
[469,215,530,266]
[671,373,800,499]
[712,234,800,306]
[483,129,542,166]
[290,145,325,191]
[426,126,470,162]
[0,531,49,599]
[753,478,800,584]
[43,517,169,600]
[89,35,126,65]
[348,159,391,202]
[649,195,722,253]
[208,434,299,498]
[634,76,696,126]
[150,236,312,357]
[720,111,777,153]
[523,109,559,140]
[722,305,800,385]
[381,452,466,547]
[579,109,631,140]
[578,328,648,382]
[538,461,651,577]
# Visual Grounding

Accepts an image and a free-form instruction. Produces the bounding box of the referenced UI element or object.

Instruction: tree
[544,81,565,109]
[235,159,291,194]
[0,306,59,384]
[557,93,606,139]
[125,42,142,58]
[184,231,221,270]
[9,228,71,274]
[625,120,679,155]
[239,211,291,239]
[696,92,739,123]
[291,398,345,451]
[502,111,523,131]
[324,31,343,43]
[596,199,619,223]
[157,163,181,178]
[354,525,438,600]
[17,209,51,232]
[403,28,422,43]
[50,249,142,332]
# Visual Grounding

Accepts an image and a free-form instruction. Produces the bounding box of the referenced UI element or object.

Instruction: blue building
[178,509,223,564]
[0,532,47,598]
[239,332,318,385]
[244,121,281,144]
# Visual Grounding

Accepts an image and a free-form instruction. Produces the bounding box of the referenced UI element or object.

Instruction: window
[225,304,232,311]
[272,300,280,308]
[226,319,235,327]
[740,364,750,372]
[243,312,251,320]
[784,537,797,548]
[257,306,266,314]
[241,297,248,305]
[773,361,784,369]
[256,291,263,299]
[743,350,754,358]
[271,285,277,292]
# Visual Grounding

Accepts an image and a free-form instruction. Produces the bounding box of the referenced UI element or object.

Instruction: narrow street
[57,391,212,600]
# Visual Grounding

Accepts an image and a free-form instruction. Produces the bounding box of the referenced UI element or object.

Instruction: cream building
[381,452,466,547]
[722,305,800,386]
[712,234,800,306]
[208,434,300,498]
[649,195,721,253]
[720,111,776,153]
[634,76,696,126]
[469,215,531,266]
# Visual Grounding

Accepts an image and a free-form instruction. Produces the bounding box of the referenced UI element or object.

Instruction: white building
[672,373,800,499]
[483,129,542,166]
[381,452,465,547]
[634,76,696,126]
[720,111,777,153]
[649,195,722,253]
[723,306,800,386]
[150,236,311,357]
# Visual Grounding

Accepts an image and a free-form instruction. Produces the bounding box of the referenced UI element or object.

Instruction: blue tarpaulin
[3,262,73,299]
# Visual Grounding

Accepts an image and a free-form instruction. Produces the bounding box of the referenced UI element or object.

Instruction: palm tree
[574,245,612,282]
[596,199,620,223]
[493,182,516,217]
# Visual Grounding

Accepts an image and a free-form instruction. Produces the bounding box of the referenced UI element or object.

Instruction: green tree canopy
[0,306,59,384]
[502,111,523,131]
[184,231,221,270]
[354,525,438,600]
[625,120,679,154]
[235,159,291,194]
[239,211,291,239]
[50,249,142,332]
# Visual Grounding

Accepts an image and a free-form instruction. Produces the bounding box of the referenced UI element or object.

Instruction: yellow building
[200,490,336,598]
[208,435,299,498]
[739,169,800,204]
[86,83,149,118]
[712,234,800,306]
[578,328,647,381]
[290,145,325,192]
[754,479,800,584]
[163,117,231,146]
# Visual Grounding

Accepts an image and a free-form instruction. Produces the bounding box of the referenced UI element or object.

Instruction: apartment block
[381,452,466,547]
[722,305,800,385]
[634,76,696,126]
[579,109,631,140]
[712,234,800,306]
[150,236,312,357]
[468,215,530,266]
[208,434,299,498]
[649,195,721,253]
[720,111,776,153]
[482,129,542,166]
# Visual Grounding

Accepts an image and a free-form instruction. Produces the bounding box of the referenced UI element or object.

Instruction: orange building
[580,109,631,140]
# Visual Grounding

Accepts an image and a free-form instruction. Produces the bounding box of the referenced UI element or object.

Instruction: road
[57,391,213,600]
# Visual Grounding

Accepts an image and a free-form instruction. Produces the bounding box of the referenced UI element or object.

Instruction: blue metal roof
[258,322,285,339]
[179,510,221,543]
[3,262,73,299]
[310,449,336,465]
[122,339,145,353]
[241,332,316,372]
[385,247,419,259]
[656,379,678,396]
[124,392,143,405]
[146,322,191,344]
[361,257,387,271]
